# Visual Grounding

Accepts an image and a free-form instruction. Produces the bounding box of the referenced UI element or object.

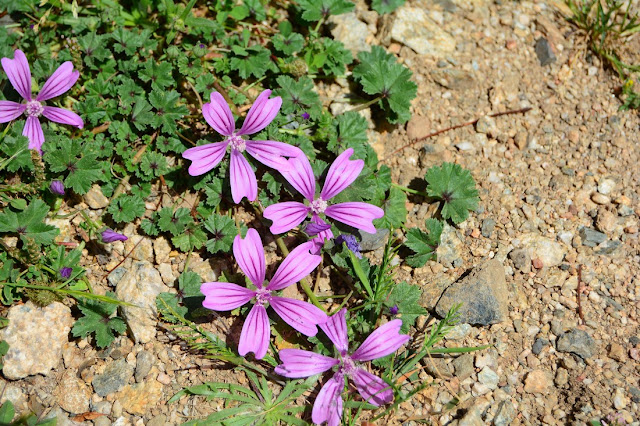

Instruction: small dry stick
[384,106,532,161]
[577,265,585,324]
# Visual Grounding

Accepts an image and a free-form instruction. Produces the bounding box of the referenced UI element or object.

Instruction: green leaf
[131,96,155,131]
[157,207,192,236]
[352,46,417,124]
[230,45,273,79]
[156,292,187,322]
[298,0,355,21]
[178,270,202,298]
[272,33,304,55]
[44,137,104,194]
[0,199,59,246]
[172,223,207,252]
[204,214,238,254]
[108,195,146,223]
[372,0,406,14]
[385,281,426,332]
[137,152,169,180]
[274,75,322,119]
[71,292,126,348]
[425,162,479,224]
[0,400,14,424]
[0,133,32,172]
[405,219,443,267]
[149,90,189,133]
[140,60,174,91]
[374,186,406,228]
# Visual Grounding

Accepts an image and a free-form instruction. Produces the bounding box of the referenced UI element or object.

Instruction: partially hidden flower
[389,305,399,316]
[182,90,302,204]
[263,148,384,248]
[335,234,362,259]
[49,180,65,196]
[101,229,128,243]
[200,229,327,359]
[59,267,72,279]
[275,308,410,425]
[0,49,83,153]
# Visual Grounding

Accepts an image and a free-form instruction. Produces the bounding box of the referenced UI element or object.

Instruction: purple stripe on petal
[1,50,32,100]
[274,349,338,378]
[280,155,316,201]
[182,141,228,176]
[37,62,80,101]
[0,101,26,123]
[203,92,235,136]
[237,90,282,136]
[41,106,83,128]
[311,374,344,426]
[320,148,364,200]
[245,140,302,170]
[201,282,255,311]
[269,296,327,336]
[324,202,384,234]
[268,241,321,291]
[263,202,309,235]
[351,319,410,361]
[238,304,270,359]
[23,116,44,153]
[232,229,266,288]
[229,149,257,203]
[351,368,394,406]
[319,308,349,354]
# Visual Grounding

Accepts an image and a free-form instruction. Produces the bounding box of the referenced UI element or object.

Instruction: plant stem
[340,95,383,115]
[391,183,429,197]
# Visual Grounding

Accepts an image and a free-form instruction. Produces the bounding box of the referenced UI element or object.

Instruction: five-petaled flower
[0,50,84,153]
[264,148,384,248]
[182,90,301,203]
[200,229,327,359]
[275,308,410,426]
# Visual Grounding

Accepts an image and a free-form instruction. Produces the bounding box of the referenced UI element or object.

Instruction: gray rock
[481,218,496,238]
[83,185,109,209]
[597,178,616,195]
[135,350,155,383]
[357,228,389,252]
[94,417,111,426]
[446,323,471,340]
[535,38,556,66]
[107,267,127,287]
[391,7,456,56]
[478,366,499,390]
[509,248,530,272]
[435,260,508,325]
[92,359,134,397]
[437,223,465,267]
[532,338,549,355]
[475,115,497,136]
[1,302,73,380]
[557,329,596,359]
[116,261,169,343]
[147,415,168,426]
[493,400,517,426]
[595,240,622,255]
[519,233,566,267]
[618,205,634,217]
[579,227,607,247]
[459,406,484,426]
[629,386,640,403]
[452,353,474,379]
[430,69,475,90]
[153,236,172,264]
[328,13,370,55]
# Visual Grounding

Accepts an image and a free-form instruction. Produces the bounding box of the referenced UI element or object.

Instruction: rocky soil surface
[1,0,639,425]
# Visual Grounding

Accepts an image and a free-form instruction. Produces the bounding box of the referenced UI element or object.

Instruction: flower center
[255,287,272,306]
[337,355,357,377]
[25,100,44,117]
[228,134,246,152]
[309,198,328,214]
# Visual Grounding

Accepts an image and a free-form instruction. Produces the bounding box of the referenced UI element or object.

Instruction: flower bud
[101,229,128,243]
[50,180,65,196]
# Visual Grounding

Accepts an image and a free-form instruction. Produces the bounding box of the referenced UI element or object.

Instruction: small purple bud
[50,180,65,196]
[301,112,310,120]
[101,229,128,243]
[59,267,73,279]
[389,305,399,315]
[199,43,206,49]
[336,234,362,259]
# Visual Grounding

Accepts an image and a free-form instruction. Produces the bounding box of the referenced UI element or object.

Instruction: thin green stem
[340,95,383,115]
[391,183,429,198]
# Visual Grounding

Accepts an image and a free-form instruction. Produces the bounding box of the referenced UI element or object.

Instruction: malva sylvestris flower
[49,180,65,196]
[182,89,301,204]
[200,229,327,359]
[101,229,128,243]
[263,148,384,244]
[275,308,410,425]
[0,50,83,153]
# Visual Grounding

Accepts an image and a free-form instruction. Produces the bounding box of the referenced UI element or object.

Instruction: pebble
[135,350,155,383]
[83,185,110,209]
[556,328,596,359]
[431,68,475,91]
[55,370,91,414]
[116,380,163,415]
[94,417,111,426]
[391,6,456,56]
[459,406,484,425]
[509,248,531,272]
[406,115,431,140]
[435,260,508,325]
[153,236,172,264]
[1,302,73,380]
[92,359,134,397]
[595,240,622,255]
[613,387,628,409]
[493,400,517,426]
[481,218,495,238]
[524,369,552,393]
[157,263,176,285]
[532,338,548,355]
[534,38,556,66]
[597,178,616,195]
[555,367,569,386]
[147,415,168,426]
[475,115,497,136]
[446,323,471,340]
[591,192,610,205]
[595,210,617,234]
[436,224,465,267]
[328,13,370,55]
[608,343,626,361]
[578,227,607,247]
[518,233,566,267]
[452,353,474,379]
[478,366,499,389]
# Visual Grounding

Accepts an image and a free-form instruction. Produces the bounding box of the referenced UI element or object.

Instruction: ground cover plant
[0,1,486,424]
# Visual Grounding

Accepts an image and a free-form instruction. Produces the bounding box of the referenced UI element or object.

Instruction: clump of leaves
[405,218,443,267]
[0,200,59,247]
[71,292,126,349]
[425,162,479,224]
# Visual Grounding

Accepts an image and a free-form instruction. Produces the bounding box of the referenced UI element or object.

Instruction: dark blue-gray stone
[557,329,596,359]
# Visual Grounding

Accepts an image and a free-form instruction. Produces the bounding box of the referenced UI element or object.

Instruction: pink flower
[263,148,384,247]
[200,229,327,359]
[182,90,302,204]
[0,50,83,153]
[275,309,410,425]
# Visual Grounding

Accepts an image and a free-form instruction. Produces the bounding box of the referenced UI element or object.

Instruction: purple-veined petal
[351,368,394,406]
[182,141,229,176]
[237,90,282,136]
[1,50,32,100]
[304,220,331,236]
[319,308,349,354]
[245,140,302,170]
[36,61,79,101]
[320,148,364,200]
[280,154,316,201]
[268,241,321,291]
[0,101,26,123]
[238,304,270,359]
[324,202,384,234]
[232,228,266,288]
[312,374,344,426]
[269,296,327,336]
[229,149,257,203]
[274,349,338,378]
[351,319,410,361]
[310,236,324,255]
[41,106,83,128]
[23,116,44,153]
[263,202,309,235]
[311,215,333,243]
[203,92,235,136]
[201,282,256,311]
